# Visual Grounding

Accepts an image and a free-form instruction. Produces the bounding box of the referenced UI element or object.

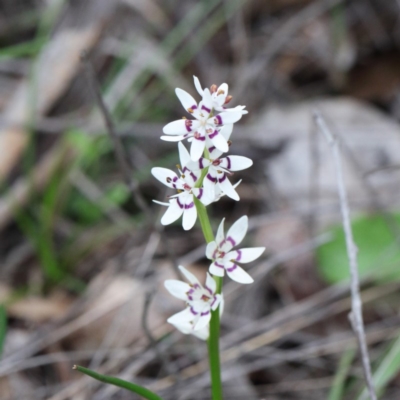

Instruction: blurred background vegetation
[1,0,400,399]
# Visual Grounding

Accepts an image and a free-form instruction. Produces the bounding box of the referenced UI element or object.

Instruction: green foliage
[74,365,163,400]
[0,305,7,358]
[316,213,400,283]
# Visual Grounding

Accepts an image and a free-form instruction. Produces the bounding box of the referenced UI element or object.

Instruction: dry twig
[313,109,377,400]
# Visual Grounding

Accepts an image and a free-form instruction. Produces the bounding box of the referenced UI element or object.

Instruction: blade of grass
[328,348,356,400]
[358,334,400,400]
[0,305,7,358]
[73,365,163,400]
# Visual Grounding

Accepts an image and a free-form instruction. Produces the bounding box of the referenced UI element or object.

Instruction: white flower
[161,85,245,161]
[164,266,223,335]
[206,216,265,284]
[152,143,213,230]
[185,125,253,201]
[193,76,248,115]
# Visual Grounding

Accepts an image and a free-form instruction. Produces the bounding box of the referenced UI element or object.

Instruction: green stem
[193,197,223,400]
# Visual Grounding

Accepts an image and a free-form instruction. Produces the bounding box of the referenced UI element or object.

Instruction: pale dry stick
[313,109,377,400]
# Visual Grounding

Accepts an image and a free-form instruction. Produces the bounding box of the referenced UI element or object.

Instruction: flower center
[201,294,210,302]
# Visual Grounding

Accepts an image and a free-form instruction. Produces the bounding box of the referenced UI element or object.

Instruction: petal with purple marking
[221,156,253,171]
[209,261,225,277]
[224,216,248,251]
[190,137,206,161]
[182,202,197,230]
[199,88,213,116]
[226,247,265,263]
[164,280,191,301]
[151,167,182,189]
[175,88,198,113]
[160,200,183,225]
[163,119,199,135]
[206,241,218,260]
[193,306,211,331]
[209,130,229,153]
[225,262,254,284]
[215,110,243,125]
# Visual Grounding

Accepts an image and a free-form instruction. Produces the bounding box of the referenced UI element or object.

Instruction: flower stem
[193,197,223,400]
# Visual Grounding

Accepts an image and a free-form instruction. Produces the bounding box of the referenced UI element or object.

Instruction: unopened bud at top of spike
[224,95,233,105]
[210,84,217,93]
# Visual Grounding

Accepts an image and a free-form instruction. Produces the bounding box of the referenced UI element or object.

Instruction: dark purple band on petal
[210,297,217,307]
[190,307,198,315]
[190,172,197,181]
[208,145,216,153]
[214,261,225,269]
[199,158,204,169]
[184,202,194,210]
[226,236,236,247]
[227,264,237,272]
[201,310,210,316]
[201,105,211,113]
[218,174,227,183]
[226,156,231,170]
[207,173,217,183]
[235,249,242,261]
[209,129,219,139]
[195,135,206,141]
[215,114,222,125]
[196,188,204,200]
[177,197,184,209]
[204,285,212,295]
[185,120,193,132]
[191,105,197,110]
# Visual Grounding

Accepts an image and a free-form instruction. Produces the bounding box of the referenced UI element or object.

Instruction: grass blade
[73,365,163,400]
[0,305,6,358]
[328,348,356,400]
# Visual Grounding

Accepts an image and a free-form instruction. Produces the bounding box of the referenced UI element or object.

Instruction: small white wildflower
[206,216,265,284]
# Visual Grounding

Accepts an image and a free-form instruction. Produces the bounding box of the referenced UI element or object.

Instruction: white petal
[167,307,194,326]
[215,83,228,106]
[226,247,265,263]
[216,110,243,125]
[164,280,191,300]
[161,200,183,225]
[206,241,218,260]
[193,76,204,96]
[224,216,248,251]
[178,266,201,287]
[163,119,198,135]
[209,130,229,153]
[175,88,198,112]
[182,205,197,230]
[211,293,222,311]
[216,218,225,247]
[221,156,253,172]
[219,124,233,141]
[192,326,209,340]
[225,263,254,284]
[151,167,181,189]
[203,176,216,204]
[205,273,216,294]
[190,138,206,161]
[178,142,191,168]
[209,261,225,277]
[218,175,240,201]
[200,88,213,115]
[153,199,170,206]
[193,309,211,331]
[160,135,186,142]
[219,295,224,316]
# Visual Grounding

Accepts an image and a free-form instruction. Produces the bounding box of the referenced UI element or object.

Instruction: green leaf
[358,334,400,400]
[316,213,400,283]
[73,365,163,400]
[0,305,7,358]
